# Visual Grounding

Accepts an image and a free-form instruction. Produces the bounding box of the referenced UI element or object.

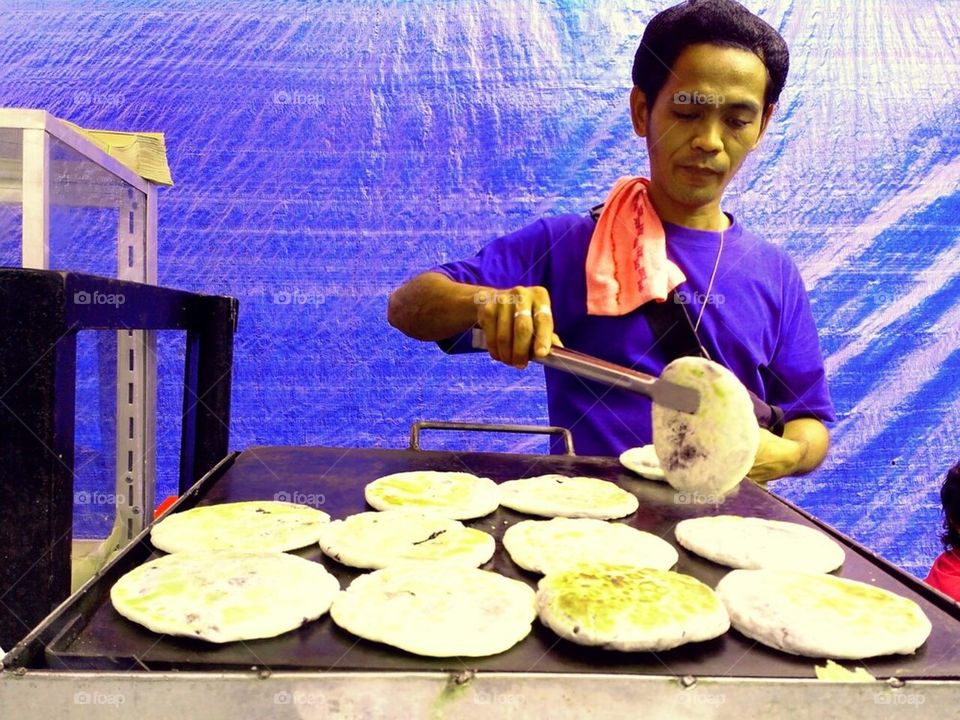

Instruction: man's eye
[727,118,750,129]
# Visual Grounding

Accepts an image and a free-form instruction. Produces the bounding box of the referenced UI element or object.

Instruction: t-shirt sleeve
[431,219,555,353]
[763,259,836,423]
[433,219,553,288]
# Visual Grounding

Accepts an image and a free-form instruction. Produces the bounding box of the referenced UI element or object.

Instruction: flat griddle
[18,445,960,679]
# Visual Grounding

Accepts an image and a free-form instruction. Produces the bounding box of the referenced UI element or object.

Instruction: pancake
[619,444,666,481]
[364,470,499,520]
[497,475,639,519]
[716,569,932,658]
[652,357,759,497]
[150,500,330,553]
[536,564,730,651]
[111,551,339,643]
[503,518,678,574]
[330,564,536,657]
[318,510,495,569]
[675,515,845,573]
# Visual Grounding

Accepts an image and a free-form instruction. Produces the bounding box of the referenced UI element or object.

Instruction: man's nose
[690,119,723,153]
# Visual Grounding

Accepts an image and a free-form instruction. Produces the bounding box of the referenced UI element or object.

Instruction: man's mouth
[677,165,724,184]
[678,164,723,175]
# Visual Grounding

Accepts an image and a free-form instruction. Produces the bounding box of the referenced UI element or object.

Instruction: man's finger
[477,300,500,362]
[511,291,534,368]
[496,292,515,365]
[531,288,554,357]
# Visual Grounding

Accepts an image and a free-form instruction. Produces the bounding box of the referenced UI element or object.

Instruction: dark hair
[941,463,960,551]
[632,0,789,111]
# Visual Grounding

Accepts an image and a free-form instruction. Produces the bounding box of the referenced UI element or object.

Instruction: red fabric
[585,176,686,315]
[925,549,960,601]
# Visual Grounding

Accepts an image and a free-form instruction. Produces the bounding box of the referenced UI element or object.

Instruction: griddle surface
[46,447,960,678]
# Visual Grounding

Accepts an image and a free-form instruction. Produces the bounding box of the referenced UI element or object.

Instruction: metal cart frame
[0,269,237,649]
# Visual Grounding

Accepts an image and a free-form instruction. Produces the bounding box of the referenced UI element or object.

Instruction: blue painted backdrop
[1,0,957,579]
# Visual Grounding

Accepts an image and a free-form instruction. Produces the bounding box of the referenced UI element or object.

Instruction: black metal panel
[0,271,76,650]
[16,446,960,679]
[61,274,216,331]
[0,268,237,651]
[179,296,236,493]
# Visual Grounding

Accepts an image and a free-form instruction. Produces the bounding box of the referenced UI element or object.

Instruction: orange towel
[586,176,686,315]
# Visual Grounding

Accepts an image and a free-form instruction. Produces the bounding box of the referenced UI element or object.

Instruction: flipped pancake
[652,357,759,497]
[330,564,536,657]
[675,515,845,573]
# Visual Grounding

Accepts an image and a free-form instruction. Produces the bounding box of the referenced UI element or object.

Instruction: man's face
[631,43,774,220]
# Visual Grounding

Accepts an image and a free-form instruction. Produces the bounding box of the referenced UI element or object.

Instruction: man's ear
[752,103,776,149]
[630,87,649,138]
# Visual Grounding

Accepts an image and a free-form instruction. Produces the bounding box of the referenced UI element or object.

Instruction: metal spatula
[471,328,700,414]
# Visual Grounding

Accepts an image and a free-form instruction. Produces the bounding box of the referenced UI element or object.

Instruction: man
[388,0,834,481]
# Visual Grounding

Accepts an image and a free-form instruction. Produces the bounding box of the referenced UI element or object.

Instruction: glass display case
[0,109,160,547]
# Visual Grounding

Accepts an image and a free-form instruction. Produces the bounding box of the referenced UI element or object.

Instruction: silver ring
[513,309,532,319]
[533,307,552,317]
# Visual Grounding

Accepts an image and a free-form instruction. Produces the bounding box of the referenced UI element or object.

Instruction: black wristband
[748,391,786,437]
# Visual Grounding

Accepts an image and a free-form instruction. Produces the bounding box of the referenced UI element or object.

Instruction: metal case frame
[1,108,162,557]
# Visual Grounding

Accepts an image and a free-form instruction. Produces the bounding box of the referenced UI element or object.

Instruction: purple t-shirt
[434,212,835,456]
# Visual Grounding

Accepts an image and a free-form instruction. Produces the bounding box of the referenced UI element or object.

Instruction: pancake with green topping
[364,471,499,520]
[536,564,729,651]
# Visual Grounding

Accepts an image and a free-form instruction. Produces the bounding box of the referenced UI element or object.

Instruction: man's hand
[746,429,805,482]
[476,285,556,368]
[387,274,561,367]
[747,418,830,483]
